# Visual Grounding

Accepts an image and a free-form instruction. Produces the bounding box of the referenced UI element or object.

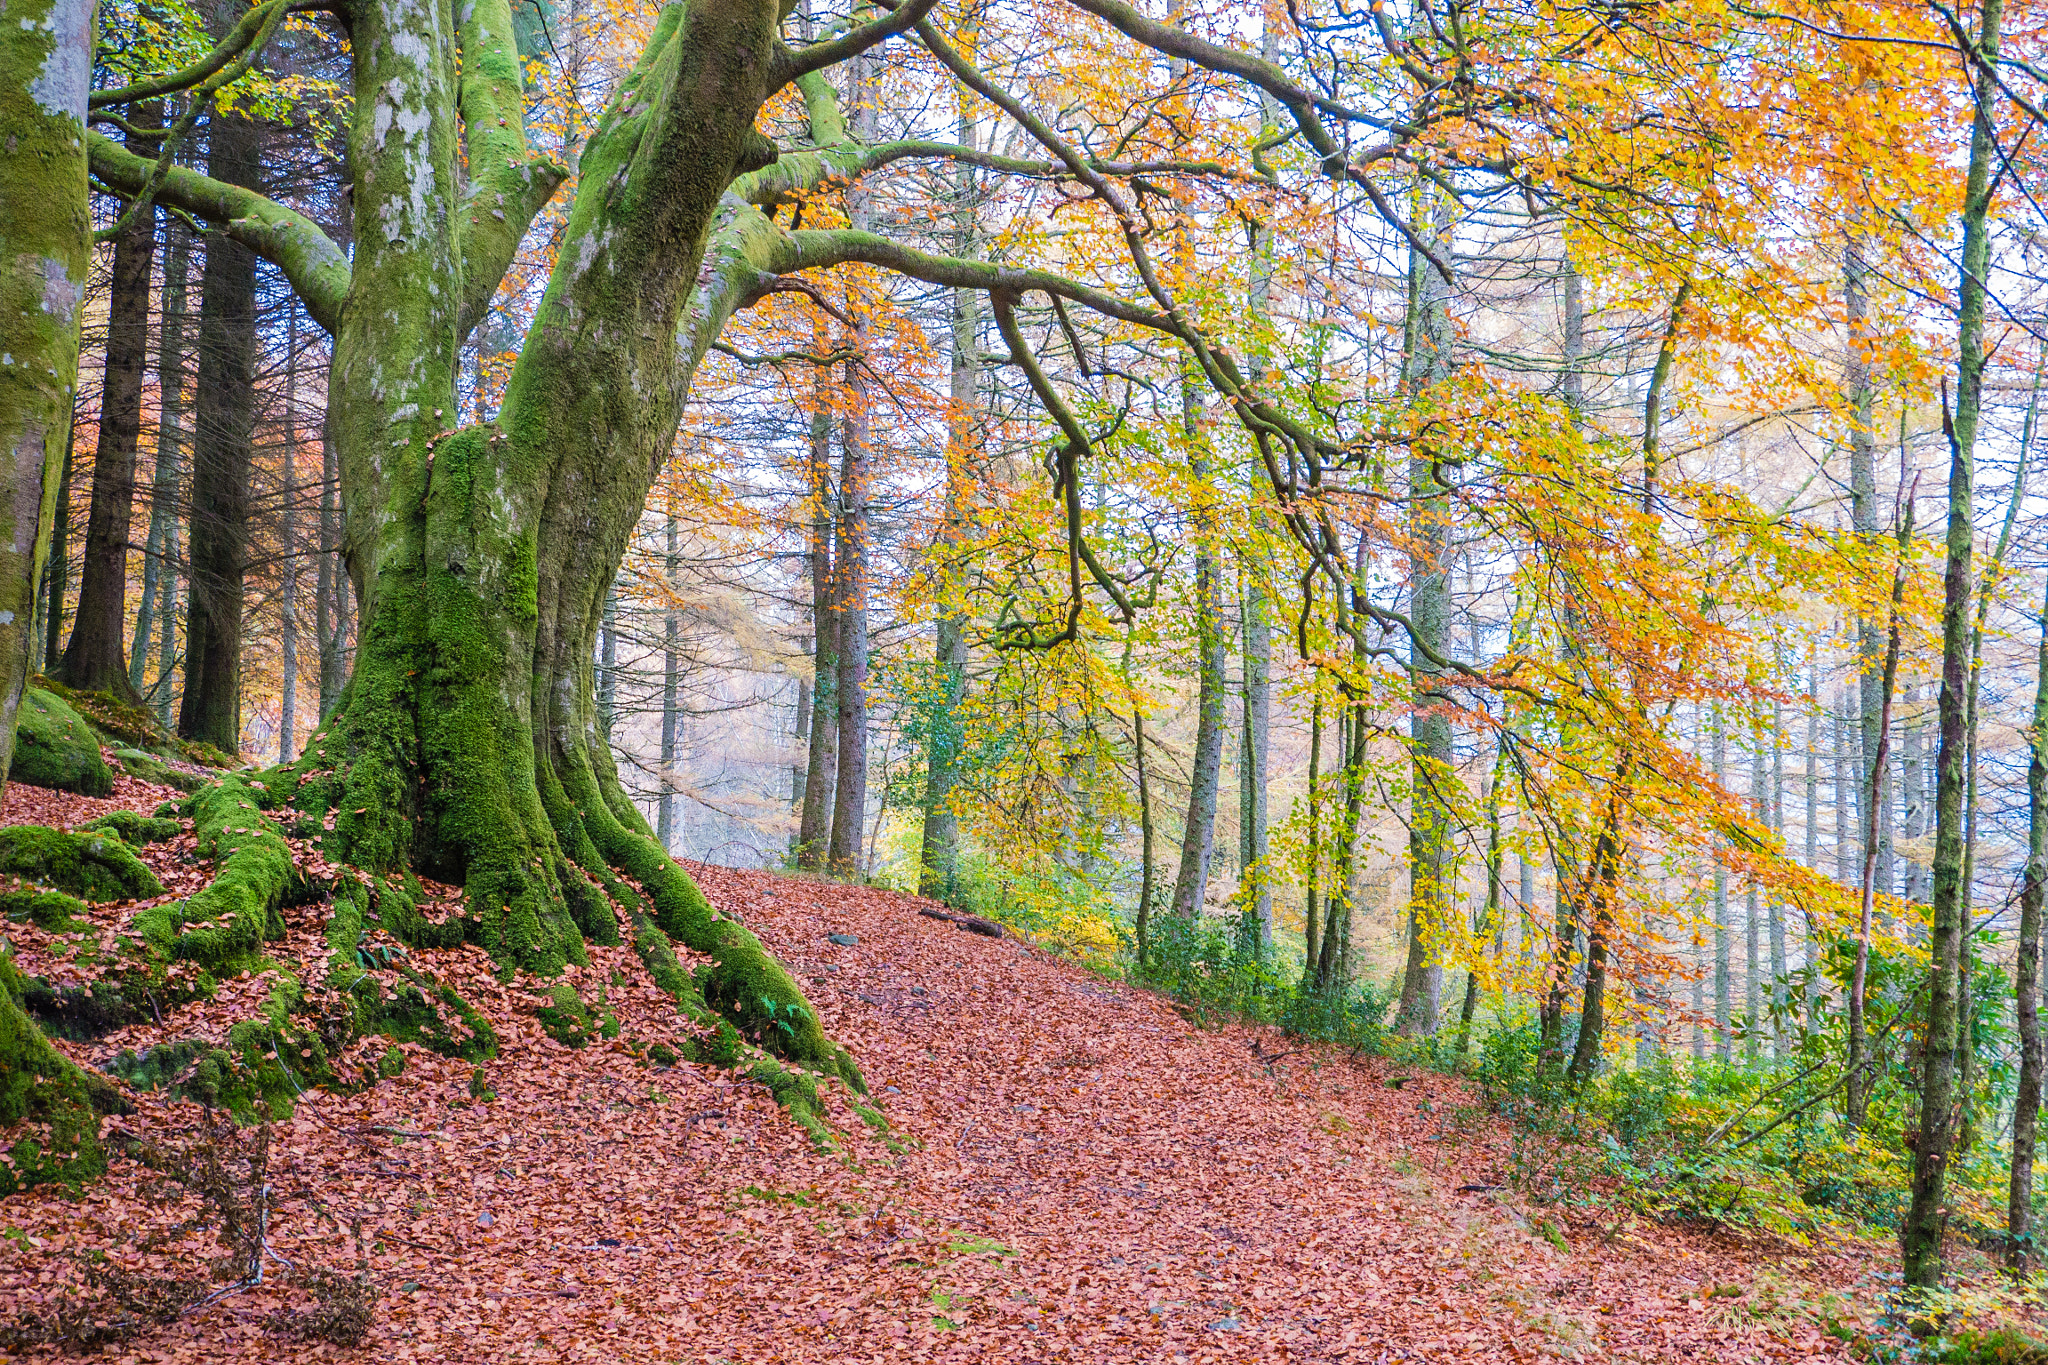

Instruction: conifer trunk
[58,106,159,700]
[133,220,190,699]
[180,97,261,754]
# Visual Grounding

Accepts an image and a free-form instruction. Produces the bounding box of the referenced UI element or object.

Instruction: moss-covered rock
[0,887,89,931]
[108,747,206,791]
[79,810,182,846]
[0,825,165,902]
[9,688,113,797]
[0,948,108,1194]
[28,676,167,750]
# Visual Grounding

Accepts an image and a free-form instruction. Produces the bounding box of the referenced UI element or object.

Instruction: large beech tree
[60,0,1748,1130]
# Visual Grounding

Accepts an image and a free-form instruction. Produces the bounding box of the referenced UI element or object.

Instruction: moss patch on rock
[0,825,165,902]
[9,688,113,797]
[0,948,110,1194]
[78,811,183,846]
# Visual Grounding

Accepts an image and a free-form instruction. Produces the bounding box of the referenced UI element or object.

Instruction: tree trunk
[796,396,837,870]
[43,431,72,674]
[1746,717,1763,1061]
[2010,574,2048,1274]
[1903,0,2001,1289]
[58,106,160,701]
[1847,232,1890,904]
[918,101,978,904]
[134,218,191,700]
[1240,567,1272,942]
[1770,701,1788,1056]
[1304,690,1323,974]
[658,501,680,851]
[179,98,262,754]
[1169,429,1227,920]
[278,309,300,763]
[1714,710,1732,1061]
[1134,691,1156,965]
[826,334,871,878]
[0,0,102,1188]
[1396,183,1456,1036]
[1851,498,1914,1131]
[316,411,341,719]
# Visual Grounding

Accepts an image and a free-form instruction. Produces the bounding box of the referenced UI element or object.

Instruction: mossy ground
[8,688,112,798]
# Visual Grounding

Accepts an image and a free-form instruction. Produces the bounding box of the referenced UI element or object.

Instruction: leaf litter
[0,781,1888,1361]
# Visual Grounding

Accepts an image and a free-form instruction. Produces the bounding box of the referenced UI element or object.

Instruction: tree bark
[278,307,300,763]
[58,105,160,701]
[133,218,190,701]
[796,394,837,870]
[826,333,872,877]
[0,0,101,1186]
[43,431,72,674]
[1847,232,1890,904]
[1714,710,1732,1061]
[1169,406,1227,921]
[2010,573,2048,1274]
[178,95,262,754]
[1903,0,2001,1290]
[1396,183,1456,1036]
[658,500,680,851]
[917,97,977,903]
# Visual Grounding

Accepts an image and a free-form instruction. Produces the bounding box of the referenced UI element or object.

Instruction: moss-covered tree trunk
[0,0,104,1185]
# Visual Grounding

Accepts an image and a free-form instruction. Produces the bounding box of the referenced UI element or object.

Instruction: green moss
[8,687,113,797]
[29,676,167,750]
[167,777,295,969]
[102,974,326,1124]
[534,981,596,1047]
[0,948,107,1194]
[79,810,182,846]
[0,887,88,930]
[0,824,164,902]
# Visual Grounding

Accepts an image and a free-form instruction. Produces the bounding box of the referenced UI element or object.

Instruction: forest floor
[0,777,1901,1362]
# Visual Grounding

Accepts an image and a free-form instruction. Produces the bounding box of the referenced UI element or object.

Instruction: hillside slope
[1,778,1876,1360]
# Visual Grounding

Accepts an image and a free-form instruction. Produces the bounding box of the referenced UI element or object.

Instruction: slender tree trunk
[826,327,872,878]
[1714,710,1732,1061]
[796,397,837,870]
[59,105,160,700]
[1135,696,1156,965]
[1851,499,1914,1131]
[1848,232,1890,904]
[1770,701,1788,1055]
[43,431,72,674]
[134,219,191,700]
[918,136,977,900]
[1903,0,2001,1290]
[278,309,299,763]
[596,589,617,735]
[315,411,341,719]
[1241,569,1272,942]
[1746,716,1764,1060]
[1304,690,1323,974]
[659,501,680,851]
[178,97,262,754]
[1396,184,1456,1036]
[1169,413,1227,920]
[2010,574,2048,1274]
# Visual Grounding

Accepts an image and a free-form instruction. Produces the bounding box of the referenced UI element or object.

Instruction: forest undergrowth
[0,771,1956,1364]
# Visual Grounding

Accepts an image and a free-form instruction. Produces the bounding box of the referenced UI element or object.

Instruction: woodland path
[1,779,1878,1362]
